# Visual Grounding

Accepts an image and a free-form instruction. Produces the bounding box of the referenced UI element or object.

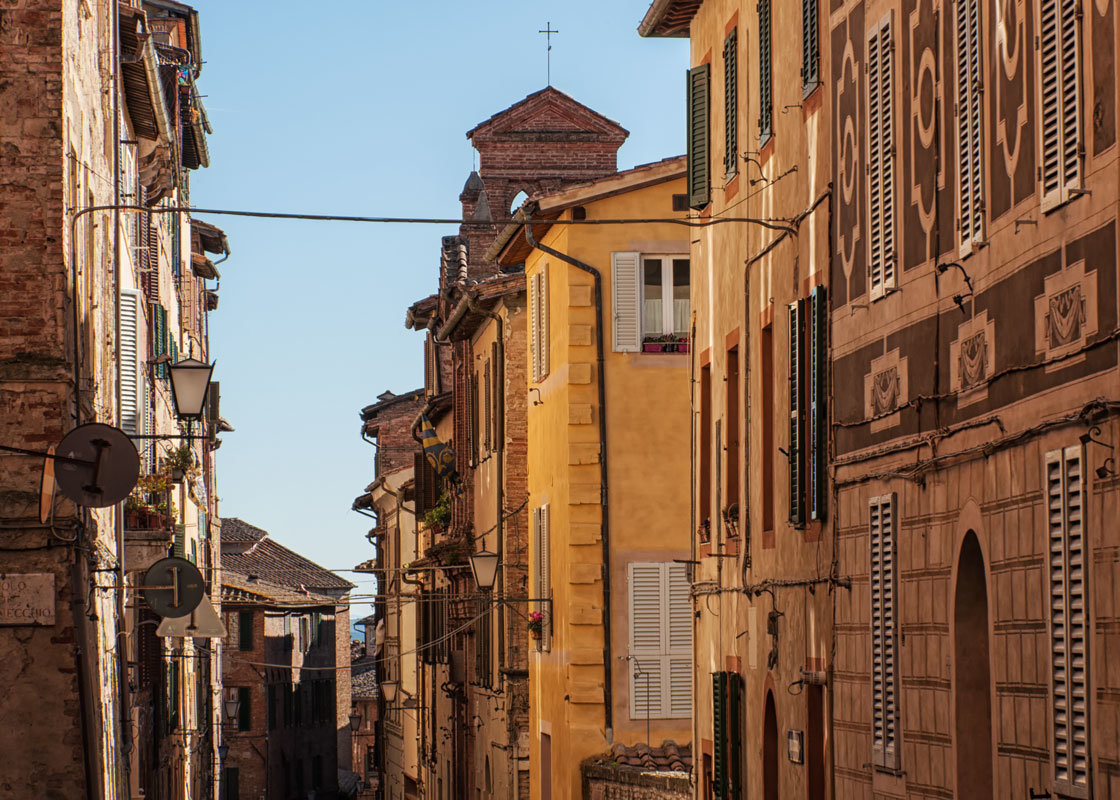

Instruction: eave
[637,0,702,37]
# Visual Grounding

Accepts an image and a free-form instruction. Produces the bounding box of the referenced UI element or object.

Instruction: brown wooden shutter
[687,64,711,208]
[870,492,900,770]
[723,28,738,177]
[867,15,896,299]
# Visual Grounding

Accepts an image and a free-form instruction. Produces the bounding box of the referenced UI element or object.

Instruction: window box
[642,335,691,354]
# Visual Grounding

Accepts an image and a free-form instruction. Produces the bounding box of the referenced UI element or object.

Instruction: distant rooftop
[220,517,354,593]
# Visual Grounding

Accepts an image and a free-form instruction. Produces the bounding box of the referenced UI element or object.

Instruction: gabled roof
[466,86,629,143]
[436,273,526,342]
[491,155,687,265]
[359,388,425,423]
[637,0,703,37]
[219,517,355,592]
[221,569,339,608]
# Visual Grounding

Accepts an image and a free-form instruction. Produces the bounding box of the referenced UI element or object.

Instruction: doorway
[763,691,778,800]
[954,531,993,798]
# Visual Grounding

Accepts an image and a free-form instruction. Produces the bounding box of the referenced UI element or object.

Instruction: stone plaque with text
[0,573,55,625]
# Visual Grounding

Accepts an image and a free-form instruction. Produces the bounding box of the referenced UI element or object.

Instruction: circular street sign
[143,557,206,619]
[55,423,140,508]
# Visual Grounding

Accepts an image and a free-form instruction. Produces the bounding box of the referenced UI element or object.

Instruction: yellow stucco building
[492,157,693,799]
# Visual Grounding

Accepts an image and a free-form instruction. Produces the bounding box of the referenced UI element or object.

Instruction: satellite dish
[142,557,205,618]
[54,423,140,508]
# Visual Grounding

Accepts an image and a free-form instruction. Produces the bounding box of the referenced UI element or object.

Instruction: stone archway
[763,690,779,800]
[954,530,993,798]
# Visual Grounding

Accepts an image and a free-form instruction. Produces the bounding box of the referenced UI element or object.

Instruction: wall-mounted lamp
[529,387,543,407]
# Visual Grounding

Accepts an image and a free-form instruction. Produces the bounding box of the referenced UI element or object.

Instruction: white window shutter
[119,290,142,436]
[540,504,552,645]
[1039,0,1082,210]
[611,252,642,352]
[956,0,984,254]
[870,492,900,770]
[667,563,692,718]
[1047,447,1090,796]
[539,263,549,378]
[529,273,541,383]
[866,16,895,299]
[629,562,666,719]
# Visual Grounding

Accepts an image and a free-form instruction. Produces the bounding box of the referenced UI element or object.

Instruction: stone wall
[581,765,691,800]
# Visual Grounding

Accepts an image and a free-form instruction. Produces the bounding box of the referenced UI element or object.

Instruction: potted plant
[423,491,451,534]
[527,612,544,640]
[642,337,663,353]
[164,445,196,483]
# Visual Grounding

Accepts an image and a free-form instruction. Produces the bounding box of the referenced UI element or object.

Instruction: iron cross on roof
[538,21,559,86]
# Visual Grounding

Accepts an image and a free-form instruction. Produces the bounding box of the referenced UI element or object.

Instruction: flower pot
[529,629,542,640]
[170,467,185,483]
[642,342,662,352]
[679,342,690,353]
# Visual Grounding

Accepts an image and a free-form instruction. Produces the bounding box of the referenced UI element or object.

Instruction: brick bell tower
[456,86,629,281]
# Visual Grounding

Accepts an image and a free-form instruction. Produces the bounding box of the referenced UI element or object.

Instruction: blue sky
[189,1,688,622]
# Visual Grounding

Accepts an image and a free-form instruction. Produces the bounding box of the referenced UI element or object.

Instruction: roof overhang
[191,219,229,256]
[190,252,219,279]
[637,0,703,37]
[119,7,176,201]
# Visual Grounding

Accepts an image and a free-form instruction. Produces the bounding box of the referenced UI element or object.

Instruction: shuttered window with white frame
[533,505,552,649]
[869,492,900,770]
[120,289,143,437]
[611,251,642,352]
[628,562,692,719]
[956,0,985,253]
[529,265,550,382]
[538,263,549,378]
[1046,446,1090,796]
[866,15,896,300]
[1038,0,1082,211]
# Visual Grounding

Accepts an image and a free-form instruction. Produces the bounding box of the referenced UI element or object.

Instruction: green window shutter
[169,336,178,366]
[239,610,254,651]
[723,29,738,177]
[788,300,805,526]
[154,305,169,379]
[712,672,728,799]
[802,0,820,90]
[809,287,827,521]
[759,0,773,142]
[173,524,186,558]
[728,673,743,798]
[687,64,711,209]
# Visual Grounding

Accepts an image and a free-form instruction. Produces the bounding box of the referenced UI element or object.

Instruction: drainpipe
[523,224,614,742]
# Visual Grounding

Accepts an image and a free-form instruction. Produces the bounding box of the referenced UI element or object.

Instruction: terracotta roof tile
[220,518,354,591]
[589,740,692,773]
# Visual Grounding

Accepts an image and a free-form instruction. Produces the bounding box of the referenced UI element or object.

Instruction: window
[238,610,253,651]
[808,287,827,521]
[483,358,492,453]
[699,364,712,537]
[267,684,277,730]
[759,0,773,145]
[366,746,377,777]
[628,562,691,719]
[610,253,689,352]
[802,0,820,90]
[869,493,899,770]
[866,15,896,300]
[1046,446,1090,795]
[533,505,552,649]
[711,671,743,800]
[761,325,774,532]
[788,300,806,526]
[223,767,239,800]
[529,264,550,382]
[723,28,738,177]
[1038,0,1082,210]
[152,304,169,379]
[474,596,493,688]
[956,0,984,252]
[725,345,740,525]
[237,686,251,731]
[687,64,711,208]
[120,289,143,436]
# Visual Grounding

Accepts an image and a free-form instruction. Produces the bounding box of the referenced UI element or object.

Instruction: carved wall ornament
[1034,258,1099,370]
[949,310,996,407]
[865,349,909,433]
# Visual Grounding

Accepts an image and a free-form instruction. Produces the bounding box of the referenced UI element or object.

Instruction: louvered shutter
[611,252,642,352]
[534,504,551,648]
[870,493,900,770]
[788,300,805,525]
[724,29,738,176]
[483,359,492,453]
[1046,447,1090,796]
[629,562,666,719]
[1038,0,1082,209]
[173,524,186,558]
[809,287,827,521]
[728,672,743,798]
[120,290,142,436]
[867,16,896,299]
[539,263,549,378]
[956,0,984,253]
[667,563,692,718]
[687,65,711,209]
[529,272,541,382]
[147,209,160,296]
[712,672,728,799]
[802,0,820,89]
[759,0,773,142]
